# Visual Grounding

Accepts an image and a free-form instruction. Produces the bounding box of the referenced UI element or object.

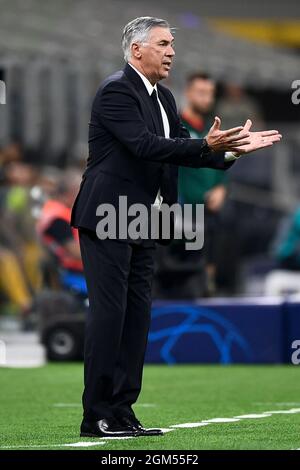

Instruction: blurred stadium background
[0,0,300,450]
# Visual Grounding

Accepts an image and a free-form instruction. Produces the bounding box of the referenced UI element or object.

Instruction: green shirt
[275,207,300,265]
[178,117,228,204]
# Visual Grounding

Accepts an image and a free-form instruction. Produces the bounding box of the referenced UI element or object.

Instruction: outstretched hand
[205,116,250,153]
[231,119,282,155]
[205,116,282,154]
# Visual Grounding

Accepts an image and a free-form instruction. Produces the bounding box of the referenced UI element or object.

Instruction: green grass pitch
[0,364,300,450]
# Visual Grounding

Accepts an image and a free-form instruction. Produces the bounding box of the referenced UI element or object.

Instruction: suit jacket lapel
[123,63,179,139]
[123,63,162,136]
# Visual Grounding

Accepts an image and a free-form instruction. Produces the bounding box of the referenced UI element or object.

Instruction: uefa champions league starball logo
[148,304,253,364]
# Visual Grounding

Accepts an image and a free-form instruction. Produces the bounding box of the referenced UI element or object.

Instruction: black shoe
[116,414,164,436]
[80,417,140,438]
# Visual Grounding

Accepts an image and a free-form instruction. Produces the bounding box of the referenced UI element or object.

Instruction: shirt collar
[128,63,157,96]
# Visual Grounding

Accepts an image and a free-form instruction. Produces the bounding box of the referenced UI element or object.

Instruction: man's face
[134,27,175,83]
[185,78,216,115]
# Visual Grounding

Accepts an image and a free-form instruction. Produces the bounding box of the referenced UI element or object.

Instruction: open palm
[233,119,282,155]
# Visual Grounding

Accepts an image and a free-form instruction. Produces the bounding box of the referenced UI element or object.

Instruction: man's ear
[131,43,142,59]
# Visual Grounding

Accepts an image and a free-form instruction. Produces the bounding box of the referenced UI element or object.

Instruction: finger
[263,135,282,143]
[224,126,245,137]
[260,141,275,147]
[211,116,221,131]
[233,141,275,154]
[260,130,280,137]
[254,142,275,150]
[268,134,282,140]
[262,142,275,147]
[228,141,251,149]
[243,119,252,132]
[269,135,281,141]
[227,131,250,143]
[229,139,252,146]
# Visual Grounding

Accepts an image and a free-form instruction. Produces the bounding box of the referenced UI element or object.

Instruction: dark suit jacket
[71,63,233,241]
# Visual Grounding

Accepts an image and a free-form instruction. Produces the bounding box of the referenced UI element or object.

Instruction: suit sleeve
[177,105,232,170]
[94,81,230,170]
[178,120,191,139]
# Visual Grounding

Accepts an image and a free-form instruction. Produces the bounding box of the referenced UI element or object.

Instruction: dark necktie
[151,89,165,137]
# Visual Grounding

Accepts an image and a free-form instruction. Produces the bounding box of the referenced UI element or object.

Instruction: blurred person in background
[265,205,300,295]
[178,72,228,295]
[36,168,87,295]
[214,82,266,294]
[3,161,42,292]
[0,247,33,317]
[216,82,264,131]
[0,154,41,318]
[30,166,65,221]
[0,142,23,167]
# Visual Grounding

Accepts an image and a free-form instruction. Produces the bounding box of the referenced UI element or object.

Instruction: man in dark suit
[71,17,281,438]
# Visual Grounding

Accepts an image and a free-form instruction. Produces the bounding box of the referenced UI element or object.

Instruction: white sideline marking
[254,402,300,406]
[170,408,300,430]
[0,445,59,449]
[264,408,300,414]
[0,436,138,450]
[156,428,175,433]
[0,442,107,449]
[135,404,156,408]
[170,423,210,428]
[100,430,172,437]
[235,414,272,419]
[203,418,241,423]
[64,441,106,447]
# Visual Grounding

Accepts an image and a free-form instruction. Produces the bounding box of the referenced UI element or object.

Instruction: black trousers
[78,228,156,421]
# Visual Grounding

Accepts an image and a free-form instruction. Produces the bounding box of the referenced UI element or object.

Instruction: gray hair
[122,16,171,62]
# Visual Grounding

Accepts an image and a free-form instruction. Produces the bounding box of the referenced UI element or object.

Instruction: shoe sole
[80,432,102,438]
[80,431,139,438]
